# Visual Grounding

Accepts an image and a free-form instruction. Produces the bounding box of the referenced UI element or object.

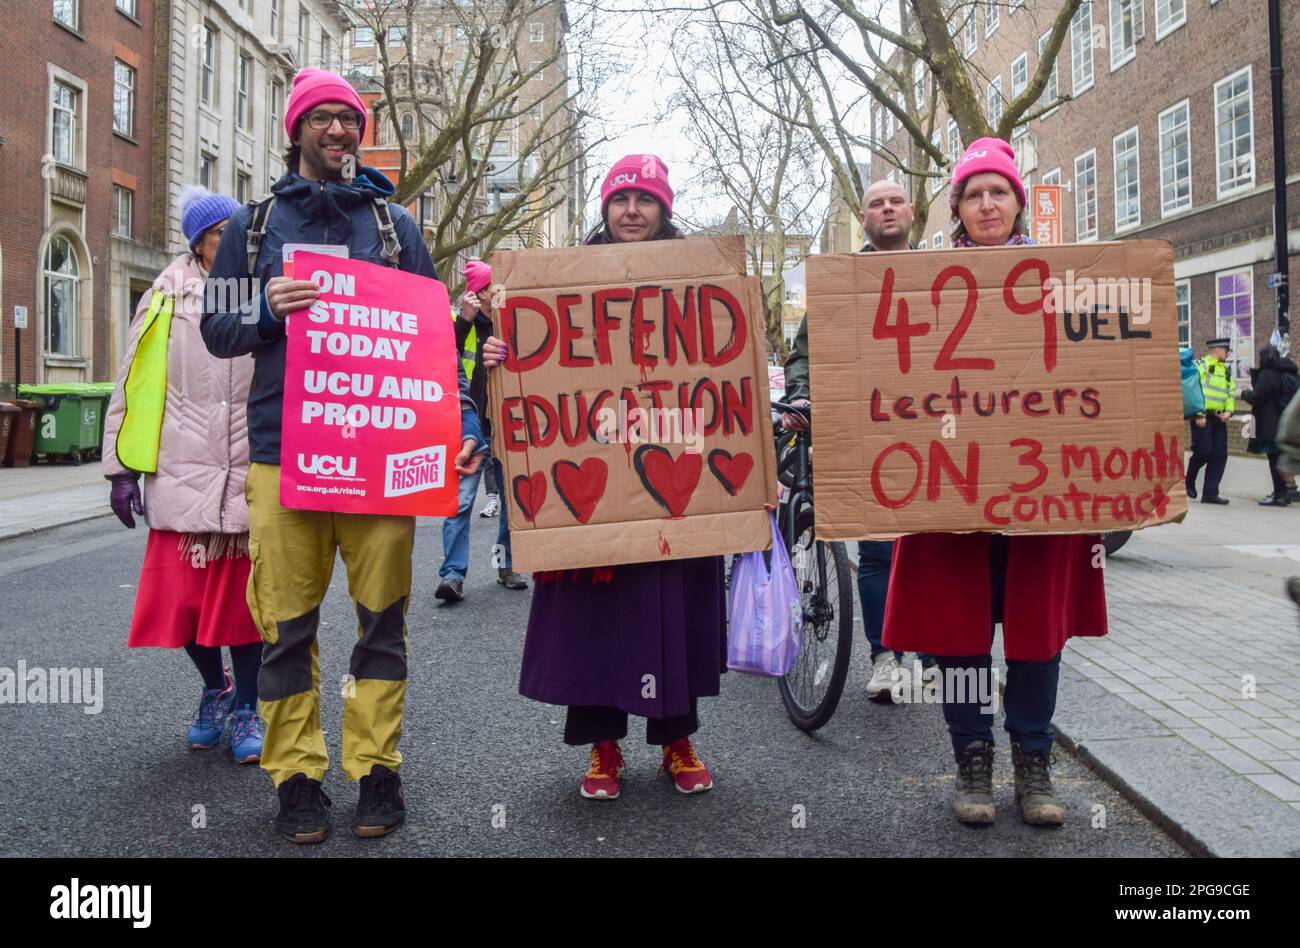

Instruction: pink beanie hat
[285,68,368,142]
[950,137,1025,210]
[463,260,491,293]
[600,154,674,218]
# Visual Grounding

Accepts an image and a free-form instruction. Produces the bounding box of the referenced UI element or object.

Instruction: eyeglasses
[304,109,363,131]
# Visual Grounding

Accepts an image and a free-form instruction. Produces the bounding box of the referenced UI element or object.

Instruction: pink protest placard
[280,251,461,516]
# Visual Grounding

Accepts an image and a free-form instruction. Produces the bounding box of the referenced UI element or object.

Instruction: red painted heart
[707,449,754,497]
[512,472,547,522]
[634,445,703,518]
[552,458,608,524]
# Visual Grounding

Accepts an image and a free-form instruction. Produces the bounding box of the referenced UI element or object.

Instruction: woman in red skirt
[102,186,264,763]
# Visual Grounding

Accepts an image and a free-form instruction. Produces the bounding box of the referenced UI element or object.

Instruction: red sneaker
[580,740,623,800]
[661,738,714,794]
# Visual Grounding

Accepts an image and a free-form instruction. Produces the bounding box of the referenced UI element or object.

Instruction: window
[987,76,1003,131]
[1156,0,1186,39]
[931,130,943,194]
[913,60,925,105]
[53,0,77,29]
[531,61,544,83]
[400,112,414,141]
[1113,127,1140,230]
[1037,31,1060,114]
[1011,53,1028,100]
[947,117,960,166]
[354,63,374,79]
[44,236,80,356]
[932,232,944,249]
[1216,268,1253,370]
[883,103,893,140]
[532,100,544,122]
[1175,280,1191,347]
[918,238,928,250]
[1215,67,1254,196]
[530,22,544,43]
[268,80,283,151]
[1071,2,1094,95]
[355,26,374,47]
[1109,0,1143,71]
[387,26,406,46]
[236,172,252,204]
[201,24,217,108]
[1074,150,1098,240]
[1158,100,1191,215]
[112,186,133,238]
[51,80,79,166]
[200,153,216,191]
[985,1,999,36]
[1041,168,1061,186]
[237,54,253,130]
[116,0,137,17]
[321,33,332,70]
[113,60,135,137]
[298,10,308,64]
[270,0,280,40]
[964,8,978,55]
[872,105,882,142]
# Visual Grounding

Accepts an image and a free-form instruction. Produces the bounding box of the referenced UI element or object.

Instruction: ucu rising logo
[606,172,638,189]
[298,453,357,476]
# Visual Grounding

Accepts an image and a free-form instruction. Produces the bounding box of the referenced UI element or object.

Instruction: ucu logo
[607,172,638,189]
[298,453,357,476]
[392,452,440,469]
[958,149,988,164]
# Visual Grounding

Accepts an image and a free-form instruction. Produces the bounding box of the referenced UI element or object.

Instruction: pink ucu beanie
[600,154,674,218]
[950,137,1025,210]
[285,68,369,142]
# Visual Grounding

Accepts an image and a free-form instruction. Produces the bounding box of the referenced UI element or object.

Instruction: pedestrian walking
[881,138,1108,828]
[1238,344,1299,506]
[1185,338,1237,504]
[482,155,725,801]
[103,185,265,765]
[201,68,485,844]
[434,258,527,603]
[782,179,935,704]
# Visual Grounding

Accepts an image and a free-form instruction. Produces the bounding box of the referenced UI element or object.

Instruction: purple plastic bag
[727,513,803,677]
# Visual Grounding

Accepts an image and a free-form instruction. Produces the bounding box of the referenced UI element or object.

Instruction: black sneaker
[355,764,405,838]
[274,773,331,844]
[1259,494,1290,507]
[1201,495,1230,505]
[435,579,464,603]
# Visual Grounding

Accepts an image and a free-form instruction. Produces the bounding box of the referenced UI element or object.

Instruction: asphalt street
[0,491,1186,857]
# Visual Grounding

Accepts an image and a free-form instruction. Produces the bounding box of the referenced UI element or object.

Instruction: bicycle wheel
[778,504,854,731]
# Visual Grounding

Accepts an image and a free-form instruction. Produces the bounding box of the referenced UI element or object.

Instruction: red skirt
[126,530,262,649]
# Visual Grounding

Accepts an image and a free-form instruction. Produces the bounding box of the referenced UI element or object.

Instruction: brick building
[866,0,1298,383]
[0,0,168,385]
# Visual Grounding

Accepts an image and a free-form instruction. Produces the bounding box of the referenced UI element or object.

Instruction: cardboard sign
[1032,186,1062,245]
[487,236,778,572]
[807,240,1187,539]
[280,251,461,516]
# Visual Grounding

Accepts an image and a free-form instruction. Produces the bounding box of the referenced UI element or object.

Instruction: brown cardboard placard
[806,240,1187,539]
[486,236,778,572]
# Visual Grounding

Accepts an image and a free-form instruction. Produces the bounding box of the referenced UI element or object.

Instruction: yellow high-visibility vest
[1197,357,1236,413]
[116,290,174,473]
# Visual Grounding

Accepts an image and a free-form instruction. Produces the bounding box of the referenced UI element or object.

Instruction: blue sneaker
[189,670,234,750]
[229,706,265,764]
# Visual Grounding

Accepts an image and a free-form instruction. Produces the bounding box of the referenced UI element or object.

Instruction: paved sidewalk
[0,462,109,540]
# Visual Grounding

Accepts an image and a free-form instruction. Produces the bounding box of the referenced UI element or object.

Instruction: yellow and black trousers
[244,463,414,788]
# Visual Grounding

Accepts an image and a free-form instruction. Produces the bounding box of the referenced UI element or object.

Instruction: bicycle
[768,400,855,731]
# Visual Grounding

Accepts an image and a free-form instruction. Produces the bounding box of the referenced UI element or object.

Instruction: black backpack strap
[245,195,277,276]
[369,197,402,268]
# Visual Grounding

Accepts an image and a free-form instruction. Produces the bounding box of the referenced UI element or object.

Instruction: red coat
[882,533,1108,661]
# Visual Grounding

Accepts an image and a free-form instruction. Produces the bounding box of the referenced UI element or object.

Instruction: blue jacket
[201,166,482,464]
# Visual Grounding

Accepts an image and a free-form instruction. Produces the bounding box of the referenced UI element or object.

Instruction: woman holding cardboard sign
[480,155,726,801]
[881,139,1108,828]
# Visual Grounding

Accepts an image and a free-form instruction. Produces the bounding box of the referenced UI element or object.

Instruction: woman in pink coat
[882,139,1108,828]
[103,186,264,763]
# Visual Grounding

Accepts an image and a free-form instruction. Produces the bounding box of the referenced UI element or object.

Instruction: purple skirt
[519,556,728,719]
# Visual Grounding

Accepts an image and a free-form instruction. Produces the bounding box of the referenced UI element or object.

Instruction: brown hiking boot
[1011,742,1064,827]
[953,740,995,825]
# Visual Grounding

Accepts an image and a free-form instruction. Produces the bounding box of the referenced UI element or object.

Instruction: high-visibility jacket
[457,314,478,380]
[1197,356,1236,413]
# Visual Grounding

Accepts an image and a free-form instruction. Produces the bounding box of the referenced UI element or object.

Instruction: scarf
[953,232,1035,248]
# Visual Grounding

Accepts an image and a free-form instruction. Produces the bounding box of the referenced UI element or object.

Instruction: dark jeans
[564,700,699,746]
[858,540,932,665]
[1268,451,1288,497]
[934,534,1060,756]
[1187,414,1229,498]
[483,453,501,496]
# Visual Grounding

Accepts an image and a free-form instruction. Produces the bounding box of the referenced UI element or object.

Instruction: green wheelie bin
[17,383,113,464]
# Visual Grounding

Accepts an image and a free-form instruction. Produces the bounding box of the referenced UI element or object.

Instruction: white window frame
[932,231,944,249]
[1109,0,1140,71]
[321,33,332,71]
[200,153,216,191]
[1071,1,1094,97]
[913,60,925,105]
[270,0,281,41]
[987,76,1003,131]
[1037,31,1060,117]
[113,60,135,138]
[387,26,406,47]
[947,117,960,166]
[50,74,83,169]
[1214,66,1254,198]
[1041,168,1062,186]
[872,105,882,143]
[985,1,999,37]
[201,24,218,109]
[1113,126,1141,232]
[116,0,137,17]
[1215,266,1254,373]
[1074,149,1098,242]
[43,235,81,357]
[964,8,978,55]
[530,60,545,83]
[297,10,308,65]
[529,22,544,43]
[268,79,283,152]
[1156,0,1187,39]
[53,0,78,30]
[354,26,374,47]
[1175,279,1191,348]
[1011,53,1029,101]
[236,171,252,204]
[237,53,253,131]
[1158,98,1192,216]
[112,185,133,238]
[930,130,943,194]
[918,238,928,250]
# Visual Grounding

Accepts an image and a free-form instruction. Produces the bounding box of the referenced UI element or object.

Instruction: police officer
[1185,337,1236,504]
